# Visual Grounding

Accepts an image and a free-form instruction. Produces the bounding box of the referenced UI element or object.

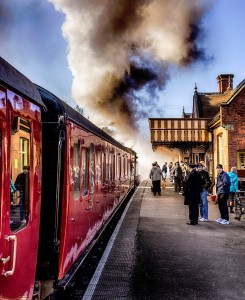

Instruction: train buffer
[82,179,245,299]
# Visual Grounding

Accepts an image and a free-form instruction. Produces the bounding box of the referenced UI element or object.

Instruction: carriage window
[128,159,131,177]
[73,141,80,199]
[118,156,122,178]
[97,148,102,183]
[109,153,112,182]
[82,148,88,196]
[123,157,125,176]
[112,154,115,180]
[10,116,30,231]
[124,157,127,176]
[102,152,106,183]
[106,149,109,181]
[90,143,95,193]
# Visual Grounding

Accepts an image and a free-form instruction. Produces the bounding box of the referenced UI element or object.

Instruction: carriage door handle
[2,235,17,277]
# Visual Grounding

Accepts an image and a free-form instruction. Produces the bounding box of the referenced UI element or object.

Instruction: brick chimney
[217,74,234,93]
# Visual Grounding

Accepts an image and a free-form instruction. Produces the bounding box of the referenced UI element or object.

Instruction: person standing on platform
[173,162,183,193]
[182,163,203,225]
[15,166,29,224]
[168,162,173,181]
[215,164,231,225]
[161,162,167,181]
[181,162,188,192]
[200,161,207,170]
[149,162,162,196]
[228,167,239,213]
[197,163,211,222]
[10,179,17,224]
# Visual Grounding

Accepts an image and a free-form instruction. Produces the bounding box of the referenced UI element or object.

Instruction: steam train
[0,57,139,299]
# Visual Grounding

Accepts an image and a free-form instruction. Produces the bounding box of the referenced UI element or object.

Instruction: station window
[238,152,245,170]
[10,116,30,231]
[73,141,80,199]
[82,148,89,196]
[217,134,223,165]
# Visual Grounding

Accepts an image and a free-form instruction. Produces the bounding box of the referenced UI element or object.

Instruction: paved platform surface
[83,180,245,300]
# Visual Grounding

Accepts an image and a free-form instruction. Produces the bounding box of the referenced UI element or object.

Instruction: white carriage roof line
[0,57,46,109]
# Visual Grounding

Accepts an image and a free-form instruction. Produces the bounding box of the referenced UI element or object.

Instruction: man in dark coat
[183,163,203,225]
[215,164,231,225]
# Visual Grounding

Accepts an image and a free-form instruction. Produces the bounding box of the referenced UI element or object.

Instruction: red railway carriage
[36,85,138,296]
[0,57,138,299]
[0,58,45,299]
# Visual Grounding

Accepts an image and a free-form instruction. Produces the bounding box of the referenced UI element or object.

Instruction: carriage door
[0,88,6,292]
[0,109,42,299]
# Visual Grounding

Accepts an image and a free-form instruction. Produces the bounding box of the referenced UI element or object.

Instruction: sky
[1,0,245,176]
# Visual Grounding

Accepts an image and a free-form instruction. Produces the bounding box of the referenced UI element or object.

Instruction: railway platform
[82,179,245,300]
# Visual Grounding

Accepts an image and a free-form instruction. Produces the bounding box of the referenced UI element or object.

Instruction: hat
[188,163,196,168]
[152,161,157,166]
[197,163,203,167]
[216,164,223,169]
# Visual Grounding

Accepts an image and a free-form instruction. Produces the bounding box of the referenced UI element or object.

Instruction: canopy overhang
[149,118,212,143]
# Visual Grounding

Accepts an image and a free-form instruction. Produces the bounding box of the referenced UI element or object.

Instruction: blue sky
[158,0,245,117]
[1,0,72,102]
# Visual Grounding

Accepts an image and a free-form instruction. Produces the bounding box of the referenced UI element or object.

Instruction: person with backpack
[228,167,239,213]
[215,164,231,225]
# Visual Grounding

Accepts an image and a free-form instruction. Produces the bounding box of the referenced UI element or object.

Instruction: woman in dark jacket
[183,163,203,225]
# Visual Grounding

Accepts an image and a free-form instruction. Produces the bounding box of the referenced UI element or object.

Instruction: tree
[75,105,84,115]
[101,126,115,137]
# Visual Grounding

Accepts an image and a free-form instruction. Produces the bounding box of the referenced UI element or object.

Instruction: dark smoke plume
[49,0,211,141]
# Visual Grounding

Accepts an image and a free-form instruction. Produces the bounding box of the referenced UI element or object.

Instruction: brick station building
[149,74,245,187]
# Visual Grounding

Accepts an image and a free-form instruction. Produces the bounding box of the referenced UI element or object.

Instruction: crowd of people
[149,160,239,226]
